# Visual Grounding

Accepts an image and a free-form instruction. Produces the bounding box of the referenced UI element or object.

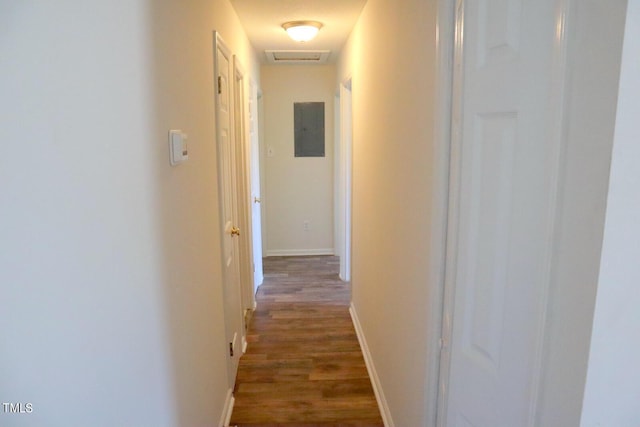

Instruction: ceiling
[230,0,367,64]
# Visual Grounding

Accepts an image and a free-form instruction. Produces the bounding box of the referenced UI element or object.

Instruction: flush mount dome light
[282,21,323,42]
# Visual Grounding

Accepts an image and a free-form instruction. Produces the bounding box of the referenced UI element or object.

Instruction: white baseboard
[219,388,235,427]
[350,302,394,427]
[265,248,335,257]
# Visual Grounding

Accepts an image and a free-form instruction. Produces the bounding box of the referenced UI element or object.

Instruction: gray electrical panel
[294,102,325,157]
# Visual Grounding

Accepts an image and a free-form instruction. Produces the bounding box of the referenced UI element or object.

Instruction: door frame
[257,90,267,258]
[428,0,456,424]
[232,55,256,351]
[337,77,353,282]
[433,0,575,425]
[248,78,264,296]
[213,31,244,388]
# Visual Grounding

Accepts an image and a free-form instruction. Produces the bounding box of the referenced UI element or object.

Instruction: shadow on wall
[0,1,252,426]
[148,1,229,425]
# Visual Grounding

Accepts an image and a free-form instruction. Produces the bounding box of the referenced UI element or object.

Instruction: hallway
[4,2,638,426]
[230,256,383,426]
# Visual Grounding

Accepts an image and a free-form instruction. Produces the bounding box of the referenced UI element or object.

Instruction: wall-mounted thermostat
[169,129,188,166]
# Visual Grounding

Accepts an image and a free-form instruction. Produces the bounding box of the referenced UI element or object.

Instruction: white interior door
[249,80,263,292]
[214,33,243,387]
[442,0,564,425]
[233,56,255,334]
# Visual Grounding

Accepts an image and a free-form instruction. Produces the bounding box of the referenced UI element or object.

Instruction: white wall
[337,1,634,426]
[261,65,335,256]
[0,1,257,426]
[337,0,437,425]
[537,1,628,425]
[581,1,640,424]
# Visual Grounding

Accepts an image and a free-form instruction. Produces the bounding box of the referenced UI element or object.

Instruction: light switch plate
[169,130,188,166]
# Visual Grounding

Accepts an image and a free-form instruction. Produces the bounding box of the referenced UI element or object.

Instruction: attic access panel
[294,102,325,157]
[265,50,331,64]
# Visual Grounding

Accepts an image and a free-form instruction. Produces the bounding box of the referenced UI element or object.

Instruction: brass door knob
[230,226,240,236]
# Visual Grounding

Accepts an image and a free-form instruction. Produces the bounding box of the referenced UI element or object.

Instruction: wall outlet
[303,220,310,231]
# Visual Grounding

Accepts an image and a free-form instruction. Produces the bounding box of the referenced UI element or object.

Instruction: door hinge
[229,342,234,357]
[218,76,222,94]
[440,337,448,350]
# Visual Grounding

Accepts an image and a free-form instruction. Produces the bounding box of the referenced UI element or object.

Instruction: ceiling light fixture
[282,21,323,43]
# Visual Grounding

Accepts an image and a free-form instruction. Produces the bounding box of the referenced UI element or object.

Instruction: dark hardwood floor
[229,256,384,427]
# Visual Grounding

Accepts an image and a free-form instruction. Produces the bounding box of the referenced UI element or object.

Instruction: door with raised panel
[214,32,243,387]
[442,0,564,425]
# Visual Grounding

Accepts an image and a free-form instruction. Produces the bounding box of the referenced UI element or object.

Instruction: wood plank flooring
[230,256,384,427]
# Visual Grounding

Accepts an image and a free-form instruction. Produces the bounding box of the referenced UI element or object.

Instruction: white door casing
[249,80,264,293]
[214,32,243,387]
[233,56,256,328]
[258,94,268,257]
[338,79,353,282]
[439,0,568,425]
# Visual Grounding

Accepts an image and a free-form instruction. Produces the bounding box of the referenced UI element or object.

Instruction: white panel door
[232,57,255,329]
[215,33,243,387]
[443,0,562,425]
